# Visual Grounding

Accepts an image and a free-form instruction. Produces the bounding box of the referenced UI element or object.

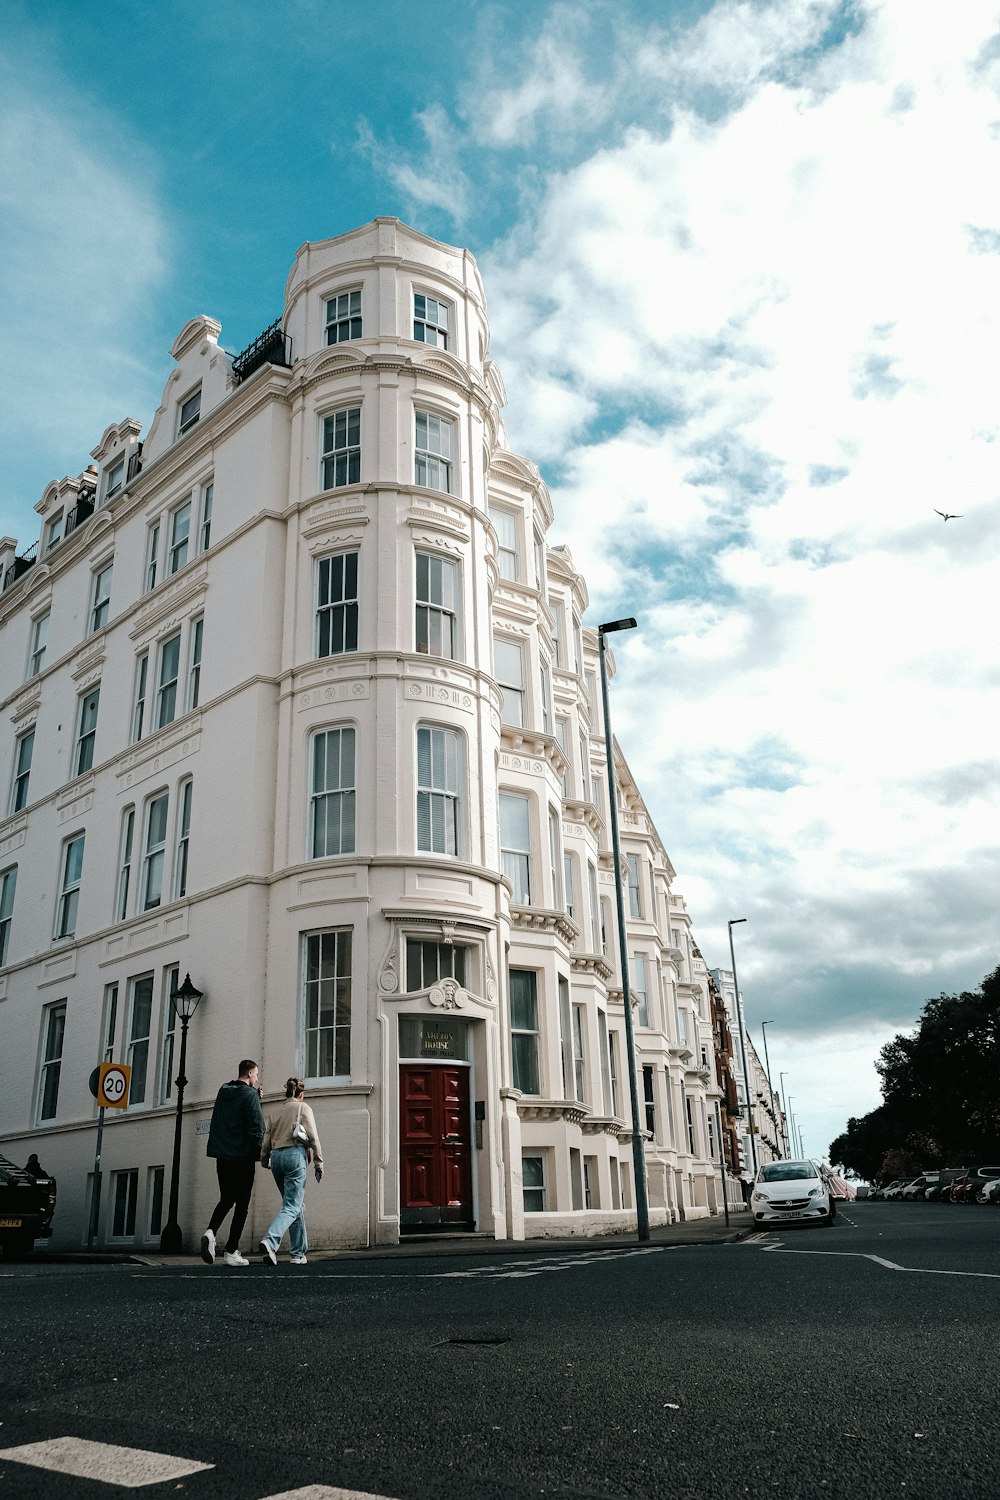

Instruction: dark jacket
[207,1080,265,1161]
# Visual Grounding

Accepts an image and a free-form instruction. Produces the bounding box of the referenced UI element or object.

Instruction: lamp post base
[159,1220,184,1254]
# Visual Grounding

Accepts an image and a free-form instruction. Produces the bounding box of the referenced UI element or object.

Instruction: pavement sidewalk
[32,1211,755,1268]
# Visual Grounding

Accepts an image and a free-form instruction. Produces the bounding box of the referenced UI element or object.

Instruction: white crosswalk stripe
[262,1488,399,1499]
[438,1244,670,1278]
[0,1438,402,1497]
[0,1436,213,1488]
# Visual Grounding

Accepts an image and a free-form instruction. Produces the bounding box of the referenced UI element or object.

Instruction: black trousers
[207,1158,256,1252]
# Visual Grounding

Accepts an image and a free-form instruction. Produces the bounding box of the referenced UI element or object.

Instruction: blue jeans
[263,1147,308,1256]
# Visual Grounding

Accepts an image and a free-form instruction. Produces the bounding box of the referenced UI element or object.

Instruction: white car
[750,1160,836,1227]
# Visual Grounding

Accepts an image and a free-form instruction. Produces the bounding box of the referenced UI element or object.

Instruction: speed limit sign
[97,1062,131,1109]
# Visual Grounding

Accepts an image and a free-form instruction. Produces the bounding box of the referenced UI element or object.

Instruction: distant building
[0,220,725,1251]
[710,967,785,1174]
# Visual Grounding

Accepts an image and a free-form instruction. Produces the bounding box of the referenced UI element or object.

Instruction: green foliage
[829,965,1000,1177]
[879,1147,923,1180]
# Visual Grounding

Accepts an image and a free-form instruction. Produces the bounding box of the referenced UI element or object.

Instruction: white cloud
[0,51,168,539]
[357,105,472,223]
[471,0,1000,1133]
[468,9,610,148]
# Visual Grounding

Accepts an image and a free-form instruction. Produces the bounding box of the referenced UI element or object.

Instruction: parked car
[949,1174,973,1203]
[932,1168,968,1202]
[0,1154,57,1257]
[881,1178,912,1200]
[902,1173,939,1201]
[963,1166,1000,1203]
[981,1179,1000,1204]
[750,1159,835,1227]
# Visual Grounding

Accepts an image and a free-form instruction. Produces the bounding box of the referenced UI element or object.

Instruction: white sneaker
[224,1250,249,1267]
[289,1254,307,1265]
[259,1239,277,1266]
[200,1229,216,1265]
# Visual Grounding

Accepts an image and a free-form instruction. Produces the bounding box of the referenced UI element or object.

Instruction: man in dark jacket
[201,1059,265,1267]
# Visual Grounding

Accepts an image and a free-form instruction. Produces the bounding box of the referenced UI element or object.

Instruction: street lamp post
[598,616,649,1242]
[779,1071,790,1155]
[728,918,757,1178]
[760,1020,780,1159]
[159,973,204,1254]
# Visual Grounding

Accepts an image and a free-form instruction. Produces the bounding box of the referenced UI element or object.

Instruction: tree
[879,1147,922,1181]
[829,964,1000,1174]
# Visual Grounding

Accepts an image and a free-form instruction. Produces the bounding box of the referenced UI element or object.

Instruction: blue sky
[4,0,1000,1165]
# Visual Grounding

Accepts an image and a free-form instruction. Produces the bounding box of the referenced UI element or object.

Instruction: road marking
[752,1242,1000,1278]
[0,1437,213,1488]
[132,1245,675,1283]
[262,1488,400,1499]
[437,1246,670,1278]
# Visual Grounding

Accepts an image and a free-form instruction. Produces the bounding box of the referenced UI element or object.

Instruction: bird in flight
[934,509,963,521]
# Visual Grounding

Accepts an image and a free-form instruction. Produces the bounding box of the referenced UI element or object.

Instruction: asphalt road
[1,1203,998,1499]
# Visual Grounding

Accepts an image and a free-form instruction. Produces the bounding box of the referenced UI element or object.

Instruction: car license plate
[775,1210,799,1217]
[0,1218,23,1228]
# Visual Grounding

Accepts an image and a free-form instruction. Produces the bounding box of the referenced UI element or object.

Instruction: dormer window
[104,459,125,504]
[44,512,64,555]
[178,387,201,437]
[413,293,449,349]
[325,290,362,345]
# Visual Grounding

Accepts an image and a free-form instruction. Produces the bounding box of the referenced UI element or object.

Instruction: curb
[24,1216,755,1268]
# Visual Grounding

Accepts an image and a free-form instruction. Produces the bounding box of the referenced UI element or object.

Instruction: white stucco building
[0,220,727,1252]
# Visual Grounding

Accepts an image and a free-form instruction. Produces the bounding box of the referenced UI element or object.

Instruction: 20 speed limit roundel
[97,1062,131,1109]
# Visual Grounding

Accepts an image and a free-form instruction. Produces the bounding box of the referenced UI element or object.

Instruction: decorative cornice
[571,953,614,982]
[405,506,470,543]
[581,1115,626,1138]
[69,642,107,684]
[116,716,202,793]
[508,906,577,945]
[562,798,603,838]
[516,1098,590,1126]
[301,501,371,542]
[8,687,41,727]
[128,564,209,642]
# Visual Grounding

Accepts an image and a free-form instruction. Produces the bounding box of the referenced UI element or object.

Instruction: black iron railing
[127,444,143,483]
[65,492,95,536]
[2,541,38,594]
[231,318,291,384]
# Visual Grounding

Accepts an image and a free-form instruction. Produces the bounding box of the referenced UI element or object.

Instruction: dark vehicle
[0,1153,57,1257]
[952,1166,1000,1203]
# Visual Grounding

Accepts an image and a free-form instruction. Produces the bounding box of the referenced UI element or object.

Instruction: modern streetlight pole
[598,616,649,1242]
[760,1020,779,1159]
[727,918,757,1178]
[160,973,205,1254]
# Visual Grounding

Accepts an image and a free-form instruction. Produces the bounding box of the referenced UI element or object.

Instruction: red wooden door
[400,1065,473,1226]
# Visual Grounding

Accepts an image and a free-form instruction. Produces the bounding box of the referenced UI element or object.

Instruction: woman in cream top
[259,1077,324,1265]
